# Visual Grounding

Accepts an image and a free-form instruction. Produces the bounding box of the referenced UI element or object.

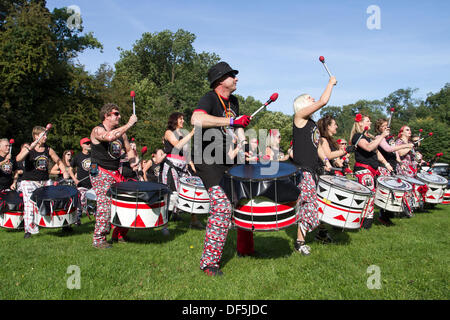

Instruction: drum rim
[224,163,300,182]
[415,172,448,185]
[318,175,372,196]
[394,175,425,185]
[377,176,413,191]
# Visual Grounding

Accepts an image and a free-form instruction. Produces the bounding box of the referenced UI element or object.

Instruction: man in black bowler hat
[191,61,254,276]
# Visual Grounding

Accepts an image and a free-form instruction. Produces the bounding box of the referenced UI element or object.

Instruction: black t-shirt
[352,133,379,170]
[378,136,397,169]
[0,155,16,189]
[22,145,50,181]
[193,90,240,189]
[70,152,92,188]
[91,124,125,171]
[146,161,162,183]
[292,118,321,173]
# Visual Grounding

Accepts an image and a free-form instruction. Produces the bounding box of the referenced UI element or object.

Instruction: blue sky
[46,0,450,116]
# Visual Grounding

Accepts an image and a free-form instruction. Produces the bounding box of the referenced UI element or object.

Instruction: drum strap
[355,162,380,177]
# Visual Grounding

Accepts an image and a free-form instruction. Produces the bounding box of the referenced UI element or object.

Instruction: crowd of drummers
[0,61,447,278]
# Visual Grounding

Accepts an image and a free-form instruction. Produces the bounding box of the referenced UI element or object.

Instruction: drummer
[395,126,416,177]
[264,129,289,161]
[70,138,93,225]
[191,61,253,276]
[317,114,356,176]
[349,114,391,229]
[89,103,137,249]
[16,126,70,239]
[142,148,166,183]
[0,138,19,192]
[374,119,413,177]
[50,150,76,182]
[291,76,337,255]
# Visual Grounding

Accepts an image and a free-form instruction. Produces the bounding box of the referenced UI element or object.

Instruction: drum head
[416,172,447,185]
[395,175,425,186]
[226,162,299,181]
[180,176,204,187]
[108,181,170,204]
[31,185,78,201]
[319,175,372,195]
[377,176,412,191]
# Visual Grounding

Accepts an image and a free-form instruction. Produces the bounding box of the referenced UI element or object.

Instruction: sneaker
[189,220,205,230]
[294,240,311,256]
[315,231,334,244]
[24,232,31,239]
[202,266,223,277]
[93,242,112,249]
[111,236,129,243]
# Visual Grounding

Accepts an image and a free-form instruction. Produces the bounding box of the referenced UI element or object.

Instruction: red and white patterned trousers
[296,171,320,234]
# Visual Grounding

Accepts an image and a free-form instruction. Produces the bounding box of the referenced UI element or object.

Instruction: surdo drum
[31,185,80,228]
[374,176,412,212]
[395,175,426,209]
[415,172,447,204]
[108,181,170,229]
[0,191,24,229]
[316,175,372,229]
[177,176,210,214]
[221,162,301,232]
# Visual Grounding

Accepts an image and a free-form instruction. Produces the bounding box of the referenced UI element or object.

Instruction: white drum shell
[176,177,210,214]
[317,176,371,229]
[415,173,447,204]
[110,192,169,229]
[0,211,24,229]
[35,208,77,228]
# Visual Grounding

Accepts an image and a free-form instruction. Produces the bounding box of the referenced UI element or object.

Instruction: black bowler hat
[207,61,239,88]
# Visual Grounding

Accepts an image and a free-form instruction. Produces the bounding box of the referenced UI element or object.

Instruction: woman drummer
[264,129,289,161]
[161,112,202,229]
[317,114,355,176]
[395,126,416,177]
[16,126,70,238]
[50,150,76,182]
[349,114,391,229]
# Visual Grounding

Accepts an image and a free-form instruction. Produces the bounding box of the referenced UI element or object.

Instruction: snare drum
[108,181,170,229]
[31,185,80,228]
[395,175,426,209]
[316,175,372,229]
[0,191,24,229]
[415,172,447,204]
[443,185,450,205]
[221,162,301,232]
[374,176,412,212]
[177,176,210,214]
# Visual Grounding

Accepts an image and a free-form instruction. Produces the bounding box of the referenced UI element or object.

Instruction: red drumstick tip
[270,93,279,102]
[141,146,148,154]
[429,132,433,136]
[390,107,395,112]
[419,129,423,132]
[9,139,14,144]
[319,56,325,62]
[364,126,369,131]
[46,123,52,130]
[130,91,136,97]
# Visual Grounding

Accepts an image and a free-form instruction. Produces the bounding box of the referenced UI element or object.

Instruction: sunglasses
[110,111,120,117]
[340,142,347,145]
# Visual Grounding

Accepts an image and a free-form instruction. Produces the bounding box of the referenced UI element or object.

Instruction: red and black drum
[108,181,171,229]
[221,162,301,232]
[0,190,24,229]
[31,185,80,228]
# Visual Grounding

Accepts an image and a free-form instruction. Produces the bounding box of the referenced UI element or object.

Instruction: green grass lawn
[0,205,449,300]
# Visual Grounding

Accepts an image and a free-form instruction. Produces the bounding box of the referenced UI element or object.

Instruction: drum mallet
[414,132,433,145]
[418,128,423,139]
[319,56,333,77]
[8,139,14,155]
[354,126,369,148]
[130,90,136,115]
[426,153,443,172]
[34,123,52,145]
[250,93,279,119]
[387,107,395,128]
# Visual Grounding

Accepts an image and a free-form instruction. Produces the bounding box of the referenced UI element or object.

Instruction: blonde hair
[32,126,45,138]
[349,114,374,144]
[293,94,310,114]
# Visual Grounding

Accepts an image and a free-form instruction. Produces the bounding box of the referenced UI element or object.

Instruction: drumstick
[130,91,136,115]
[319,56,333,77]
[354,126,369,148]
[414,132,433,145]
[250,93,279,119]
[418,129,423,139]
[387,107,395,127]
[9,139,14,155]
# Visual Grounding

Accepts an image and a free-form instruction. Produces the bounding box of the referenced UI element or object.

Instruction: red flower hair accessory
[354,114,362,122]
